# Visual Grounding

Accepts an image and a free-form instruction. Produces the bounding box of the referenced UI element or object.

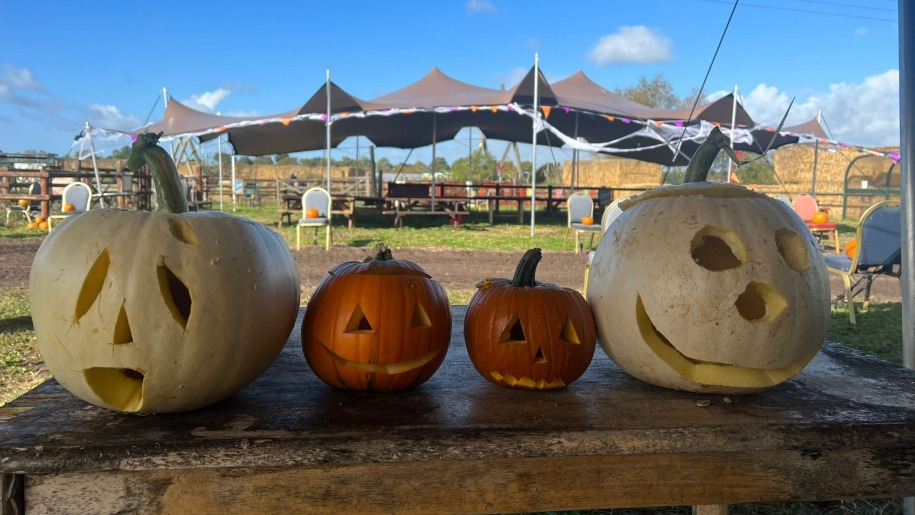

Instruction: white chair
[48,182,93,231]
[296,187,332,251]
[566,191,601,254]
[5,181,41,225]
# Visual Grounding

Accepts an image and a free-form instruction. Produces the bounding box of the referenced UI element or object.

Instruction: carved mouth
[489,371,566,390]
[322,345,441,374]
[635,295,818,388]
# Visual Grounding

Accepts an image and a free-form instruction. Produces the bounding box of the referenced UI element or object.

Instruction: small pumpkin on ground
[29,131,300,413]
[586,127,830,394]
[302,243,451,392]
[464,248,596,390]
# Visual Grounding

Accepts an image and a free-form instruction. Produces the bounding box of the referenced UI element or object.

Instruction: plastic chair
[565,191,600,254]
[793,194,839,253]
[5,181,41,225]
[296,187,332,251]
[824,200,900,324]
[48,182,93,231]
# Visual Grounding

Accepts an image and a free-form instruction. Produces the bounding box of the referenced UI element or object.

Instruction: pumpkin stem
[126,131,189,214]
[365,242,394,262]
[683,126,743,184]
[510,248,542,288]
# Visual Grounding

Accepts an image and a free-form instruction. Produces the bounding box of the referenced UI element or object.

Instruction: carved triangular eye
[113,302,133,345]
[559,317,581,345]
[411,301,431,328]
[499,314,526,345]
[533,346,547,364]
[345,304,375,333]
[75,249,110,322]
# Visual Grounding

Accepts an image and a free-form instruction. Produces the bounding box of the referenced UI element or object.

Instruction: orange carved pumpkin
[464,248,596,390]
[301,243,451,391]
[812,211,828,224]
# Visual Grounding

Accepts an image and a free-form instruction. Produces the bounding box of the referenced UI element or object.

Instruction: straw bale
[771,144,899,194]
[561,157,661,188]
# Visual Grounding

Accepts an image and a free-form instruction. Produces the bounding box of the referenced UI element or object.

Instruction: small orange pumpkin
[38,221,49,230]
[464,248,596,390]
[581,215,594,226]
[301,243,451,391]
[63,203,75,212]
[845,239,857,258]
[27,222,38,229]
[34,216,46,224]
[306,208,319,219]
[812,211,828,224]
[18,199,29,208]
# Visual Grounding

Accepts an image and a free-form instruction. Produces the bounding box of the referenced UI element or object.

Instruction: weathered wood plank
[3,306,915,512]
[1,474,23,515]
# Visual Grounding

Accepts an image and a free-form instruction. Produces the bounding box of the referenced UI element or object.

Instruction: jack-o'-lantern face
[29,210,301,413]
[464,249,596,390]
[587,183,831,394]
[302,245,451,392]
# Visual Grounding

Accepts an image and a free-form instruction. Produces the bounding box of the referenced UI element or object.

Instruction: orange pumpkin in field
[63,203,75,212]
[305,208,319,219]
[812,211,829,224]
[27,222,38,229]
[581,215,594,226]
[34,216,46,224]
[18,199,29,208]
[38,221,49,230]
[845,239,857,258]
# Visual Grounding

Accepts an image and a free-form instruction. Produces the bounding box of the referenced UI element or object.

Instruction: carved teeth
[489,371,565,389]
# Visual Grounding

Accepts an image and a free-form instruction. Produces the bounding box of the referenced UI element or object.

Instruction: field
[0,203,906,513]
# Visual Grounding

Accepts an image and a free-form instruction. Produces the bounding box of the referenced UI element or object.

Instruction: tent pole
[325,69,332,193]
[84,122,106,208]
[431,113,437,211]
[900,1,915,514]
[811,110,821,197]
[727,85,738,183]
[217,128,224,212]
[231,153,237,212]
[572,112,579,191]
[530,53,540,238]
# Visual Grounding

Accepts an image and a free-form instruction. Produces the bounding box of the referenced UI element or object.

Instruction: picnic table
[3,306,912,513]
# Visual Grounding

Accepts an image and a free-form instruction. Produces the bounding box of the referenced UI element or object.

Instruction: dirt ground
[1,237,902,303]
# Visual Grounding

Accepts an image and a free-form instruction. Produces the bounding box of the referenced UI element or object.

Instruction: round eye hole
[775,229,810,272]
[690,226,747,271]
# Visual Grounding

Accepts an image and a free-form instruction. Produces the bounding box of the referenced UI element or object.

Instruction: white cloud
[1,65,44,91]
[88,104,141,131]
[466,0,495,15]
[184,88,231,112]
[742,70,899,147]
[588,26,672,66]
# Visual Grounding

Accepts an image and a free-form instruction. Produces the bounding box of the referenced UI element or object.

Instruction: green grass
[0,203,906,514]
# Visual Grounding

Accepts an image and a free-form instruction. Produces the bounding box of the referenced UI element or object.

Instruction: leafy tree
[449,148,496,182]
[253,155,274,165]
[109,146,132,159]
[616,74,695,109]
[275,153,298,166]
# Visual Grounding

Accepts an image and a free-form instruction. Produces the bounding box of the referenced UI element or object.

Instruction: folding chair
[565,191,600,254]
[296,187,332,251]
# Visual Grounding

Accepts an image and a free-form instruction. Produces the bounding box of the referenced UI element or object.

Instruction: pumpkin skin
[581,215,594,226]
[29,133,301,414]
[464,249,596,390]
[302,244,451,391]
[587,181,831,394]
[306,208,319,219]
[812,210,828,223]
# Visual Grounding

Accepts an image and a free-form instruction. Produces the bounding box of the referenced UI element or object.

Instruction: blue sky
[0,0,901,166]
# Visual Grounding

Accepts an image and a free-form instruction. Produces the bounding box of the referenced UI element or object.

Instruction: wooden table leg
[1,473,24,515]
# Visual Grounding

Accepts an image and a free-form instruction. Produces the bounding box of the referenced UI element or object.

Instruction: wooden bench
[385,182,467,228]
[2,306,914,513]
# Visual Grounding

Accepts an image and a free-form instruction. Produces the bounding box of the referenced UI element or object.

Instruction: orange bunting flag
[490,106,499,112]
[605,115,614,122]
[340,112,350,118]
[654,121,663,127]
[470,106,479,112]
[730,170,741,184]
[541,106,551,119]
[713,122,721,127]
[404,109,414,114]
[281,118,291,126]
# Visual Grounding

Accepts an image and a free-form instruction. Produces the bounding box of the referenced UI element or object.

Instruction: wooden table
[2,306,915,514]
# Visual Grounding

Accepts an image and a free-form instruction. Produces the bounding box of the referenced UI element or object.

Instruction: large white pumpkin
[586,181,831,394]
[29,133,300,413]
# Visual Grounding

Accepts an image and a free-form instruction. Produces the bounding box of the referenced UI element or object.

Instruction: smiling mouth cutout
[635,295,818,388]
[489,371,566,390]
[322,344,441,375]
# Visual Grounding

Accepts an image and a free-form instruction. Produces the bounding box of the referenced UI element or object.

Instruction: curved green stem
[510,248,542,287]
[683,126,741,184]
[127,131,189,214]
